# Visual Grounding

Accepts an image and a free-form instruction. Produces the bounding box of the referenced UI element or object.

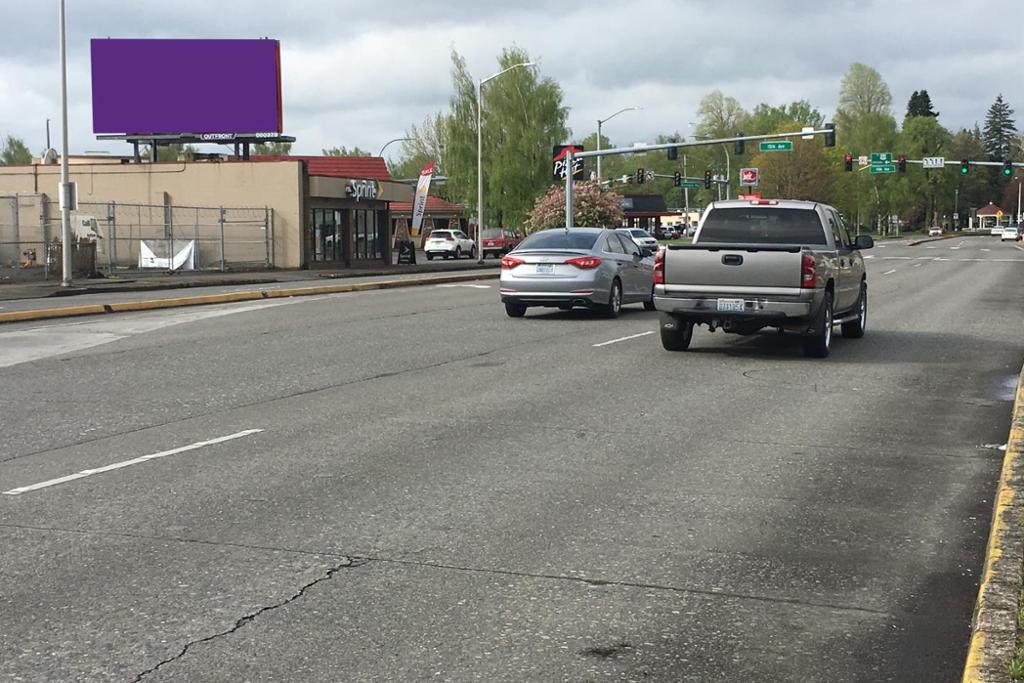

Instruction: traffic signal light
[897,154,907,173]
[734,134,744,156]
[673,171,682,187]
[704,169,713,189]
[960,159,970,175]
[667,147,678,161]
[844,154,853,172]
[636,168,645,184]
[1004,160,1014,177]
[823,123,836,147]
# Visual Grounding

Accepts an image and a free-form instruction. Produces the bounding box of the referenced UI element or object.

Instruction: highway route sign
[870,152,892,164]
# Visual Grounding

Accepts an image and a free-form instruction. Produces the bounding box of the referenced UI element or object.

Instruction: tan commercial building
[0,155,415,270]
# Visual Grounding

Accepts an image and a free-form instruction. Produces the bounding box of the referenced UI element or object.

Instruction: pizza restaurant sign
[346,179,380,201]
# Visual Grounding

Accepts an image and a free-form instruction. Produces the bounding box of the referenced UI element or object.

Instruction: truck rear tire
[802,292,833,358]
[660,315,693,351]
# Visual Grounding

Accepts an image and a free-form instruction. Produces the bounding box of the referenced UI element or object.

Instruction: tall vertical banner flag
[411,162,435,237]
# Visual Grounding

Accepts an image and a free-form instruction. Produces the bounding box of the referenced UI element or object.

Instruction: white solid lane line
[882,269,897,275]
[593,330,655,347]
[435,284,492,289]
[2,429,263,496]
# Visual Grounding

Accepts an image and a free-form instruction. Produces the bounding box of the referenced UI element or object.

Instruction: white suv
[424,230,477,260]
[616,228,659,250]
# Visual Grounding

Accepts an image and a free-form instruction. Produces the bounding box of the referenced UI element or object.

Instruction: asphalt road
[1,237,1022,681]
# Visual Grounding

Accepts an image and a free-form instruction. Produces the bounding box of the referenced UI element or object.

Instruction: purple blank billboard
[91,39,283,135]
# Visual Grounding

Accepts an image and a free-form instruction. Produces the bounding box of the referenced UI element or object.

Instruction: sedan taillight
[501,256,525,269]
[564,256,603,269]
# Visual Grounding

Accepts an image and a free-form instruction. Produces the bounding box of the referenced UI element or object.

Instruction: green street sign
[679,180,702,189]
[870,164,897,174]
[870,152,892,164]
[759,140,793,152]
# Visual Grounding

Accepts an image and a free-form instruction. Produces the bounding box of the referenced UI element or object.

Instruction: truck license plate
[716,298,745,312]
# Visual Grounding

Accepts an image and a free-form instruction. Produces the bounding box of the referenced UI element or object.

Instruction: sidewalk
[0,253,498,302]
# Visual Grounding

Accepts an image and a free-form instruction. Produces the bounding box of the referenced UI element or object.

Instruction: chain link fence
[0,194,275,280]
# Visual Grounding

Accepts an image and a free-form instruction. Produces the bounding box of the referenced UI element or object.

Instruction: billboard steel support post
[12,196,20,270]
[107,202,115,272]
[58,0,72,287]
[264,207,271,268]
[219,207,226,272]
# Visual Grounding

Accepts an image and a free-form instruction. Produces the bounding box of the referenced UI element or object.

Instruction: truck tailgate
[664,244,803,290]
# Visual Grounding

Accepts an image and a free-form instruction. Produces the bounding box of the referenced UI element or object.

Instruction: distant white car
[1000,226,1022,242]
[991,226,1004,236]
[424,229,477,260]
[616,228,659,250]
[927,226,943,236]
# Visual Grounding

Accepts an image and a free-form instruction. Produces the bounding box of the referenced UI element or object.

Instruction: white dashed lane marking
[593,331,655,348]
[2,429,264,496]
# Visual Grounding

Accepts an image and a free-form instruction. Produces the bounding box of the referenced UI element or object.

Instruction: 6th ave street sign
[759,141,793,152]
[870,164,897,174]
[679,180,702,189]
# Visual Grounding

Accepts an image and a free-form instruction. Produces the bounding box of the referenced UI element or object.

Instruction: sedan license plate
[536,264,554,274]
[716,298,745,312]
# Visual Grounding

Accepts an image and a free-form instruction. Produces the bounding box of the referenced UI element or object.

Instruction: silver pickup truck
[653,199,874,358]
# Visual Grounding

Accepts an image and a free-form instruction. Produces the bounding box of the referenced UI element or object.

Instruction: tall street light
[596,107,640,181]
[477,61,535,263]
[58,0,72,287]
[378,137,412,158]
[689,123,731,200]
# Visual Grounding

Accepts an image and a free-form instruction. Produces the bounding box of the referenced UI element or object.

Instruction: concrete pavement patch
[0,272,500,325]
[963,365,1024,682]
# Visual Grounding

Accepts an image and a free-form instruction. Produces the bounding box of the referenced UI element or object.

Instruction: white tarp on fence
[139,240,195,270]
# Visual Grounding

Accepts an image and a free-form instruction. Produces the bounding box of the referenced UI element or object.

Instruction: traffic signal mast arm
[563,126,836,228]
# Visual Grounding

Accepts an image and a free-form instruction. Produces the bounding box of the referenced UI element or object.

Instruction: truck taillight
[801,253,816,288]
[654,248,665,285]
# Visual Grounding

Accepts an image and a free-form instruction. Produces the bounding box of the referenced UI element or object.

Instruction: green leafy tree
[747,120,840,205]
[524,181,624,232]
[444,46,569,230]
[142,143,199,161]
[253,141,293,155]
[693,90,748,140]
[891,116,953,227]
[906,90,939,118]
[1,135,33,165]
[746,101,823,136]
[390,112,448,180]
[951,126,995,214]
[322,145,374,156]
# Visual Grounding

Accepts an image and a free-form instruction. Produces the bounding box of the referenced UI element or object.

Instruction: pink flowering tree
[524,181,625,233]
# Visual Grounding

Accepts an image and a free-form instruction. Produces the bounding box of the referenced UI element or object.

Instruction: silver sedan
[499,227,656,318]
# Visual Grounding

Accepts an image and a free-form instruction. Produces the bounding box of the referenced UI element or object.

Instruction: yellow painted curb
[0,304,108,324]
[0,272,500,325]
[963,365,1024,682]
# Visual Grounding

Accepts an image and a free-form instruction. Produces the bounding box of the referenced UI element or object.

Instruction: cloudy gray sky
[1,0,1020,158]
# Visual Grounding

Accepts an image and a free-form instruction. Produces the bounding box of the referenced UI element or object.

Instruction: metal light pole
[1017,177,1022,225]
[596,107,640,181]
[58,0,72,287]
[476,61,535,263]
[378,137,412,158]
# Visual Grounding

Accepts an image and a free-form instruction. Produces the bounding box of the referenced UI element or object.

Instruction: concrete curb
[0,272,500,325]
[963,365,1024,682]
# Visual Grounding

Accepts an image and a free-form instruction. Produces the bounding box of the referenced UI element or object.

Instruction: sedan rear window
[699,208,827,245]
[517,231,600,251]
[482,229,502,238]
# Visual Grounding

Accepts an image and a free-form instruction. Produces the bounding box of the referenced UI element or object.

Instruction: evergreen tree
[906,90,938,118]
[983,94,1017,160]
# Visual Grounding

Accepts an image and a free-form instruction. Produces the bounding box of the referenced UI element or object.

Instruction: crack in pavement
[130,556,365,682]
[3,522,895,621]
